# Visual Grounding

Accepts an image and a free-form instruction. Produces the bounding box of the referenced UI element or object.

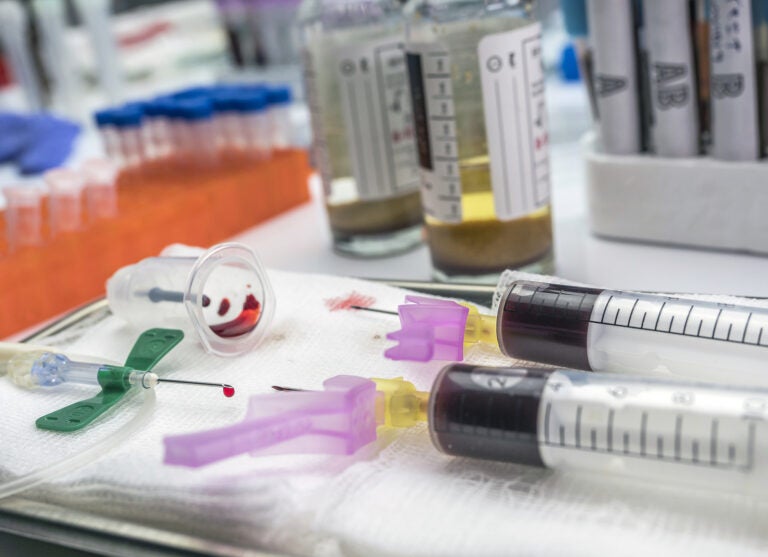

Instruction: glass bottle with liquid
[299,0,424,257]
[404,0,553,282]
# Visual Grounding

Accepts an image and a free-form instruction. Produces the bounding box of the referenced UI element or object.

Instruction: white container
[584,131,768,254]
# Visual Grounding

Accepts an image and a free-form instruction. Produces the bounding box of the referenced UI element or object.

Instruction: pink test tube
[44,168,85,236]
[3,185,45,253]
[81,158,118,221]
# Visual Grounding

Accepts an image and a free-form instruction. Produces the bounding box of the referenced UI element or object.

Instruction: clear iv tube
[497,279,768,387]
[429,364,768,497]
[0,389,156,500]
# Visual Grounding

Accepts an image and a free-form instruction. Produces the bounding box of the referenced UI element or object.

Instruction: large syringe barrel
[496,280,768,387]
[429,364,768,496]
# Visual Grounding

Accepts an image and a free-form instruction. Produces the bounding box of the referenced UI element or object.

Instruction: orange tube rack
[0,149,311,338]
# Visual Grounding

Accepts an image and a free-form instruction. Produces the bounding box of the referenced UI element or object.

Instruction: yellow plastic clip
[371,376,429,428]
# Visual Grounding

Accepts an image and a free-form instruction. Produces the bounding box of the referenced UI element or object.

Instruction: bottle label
[302,48,334,196]
[478,23,550,220]
[334,37,420,201]
[406,43,463,223]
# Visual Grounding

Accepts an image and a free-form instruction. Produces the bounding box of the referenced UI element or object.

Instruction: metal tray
[0,280,497,557]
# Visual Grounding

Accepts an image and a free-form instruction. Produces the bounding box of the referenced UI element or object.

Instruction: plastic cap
[172,86,215,100]
[211,91,240,112]
[384,296,469,362]
[111,107,143,128]
[163,375,378,467]
[94,109,115,127]
[232,91,268,113]
[266,85,292,105]
[175,98,214,121]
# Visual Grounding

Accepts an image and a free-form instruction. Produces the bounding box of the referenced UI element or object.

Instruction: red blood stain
[118,21,171,47]
[202,295,211,308]
[325,291,376,312]
[218,298,231,316]
[210,294,261,338]
[223,385,235,398]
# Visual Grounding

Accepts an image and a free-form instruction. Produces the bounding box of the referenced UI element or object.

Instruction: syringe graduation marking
[589,292,768,349]
[541,406,757,472]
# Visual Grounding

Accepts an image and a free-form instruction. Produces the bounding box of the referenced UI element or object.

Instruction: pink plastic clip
[163,375,377,468]
[384,296,469,362]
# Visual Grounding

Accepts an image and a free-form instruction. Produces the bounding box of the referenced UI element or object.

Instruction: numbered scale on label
[406,45,462,222]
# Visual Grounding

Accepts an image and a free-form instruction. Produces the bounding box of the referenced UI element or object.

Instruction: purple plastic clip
[163,375,378,468]
[384,296,469,362]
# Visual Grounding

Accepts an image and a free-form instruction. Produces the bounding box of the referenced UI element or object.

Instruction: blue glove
[0,112,80,175]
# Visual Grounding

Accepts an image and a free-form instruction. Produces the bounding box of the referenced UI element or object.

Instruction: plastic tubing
[0,389,156,500]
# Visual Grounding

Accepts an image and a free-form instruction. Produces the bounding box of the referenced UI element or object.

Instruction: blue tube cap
[232,91,268,113]
[111,107,144,128]
[266,85,292,105]
[94,109,116,127]
[176,98,214,121]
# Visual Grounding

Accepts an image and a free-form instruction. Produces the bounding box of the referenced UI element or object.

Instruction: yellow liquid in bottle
[426,156,553,277]
[410,15,554,279]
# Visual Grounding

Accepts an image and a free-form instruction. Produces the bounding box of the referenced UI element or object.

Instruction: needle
[271,385,306,392]
[350,305,398,316]
[140,374,235,397]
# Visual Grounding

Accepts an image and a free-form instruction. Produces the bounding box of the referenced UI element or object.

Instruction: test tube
[430,364,768,497]
[211,90,242,156]
[233,90,270,160]
[140,100,170,162]
[3,185,44,253]
[110,107,145,169]
[44,168,85,236]
[265,85,293,150]
[81,158,118,221]
[175,98,218,168]
[94,109,120,162]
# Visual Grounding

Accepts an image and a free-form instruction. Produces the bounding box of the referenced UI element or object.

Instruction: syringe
[498,279,768,386]
[430,364,767,497]
[170,363,768,496]
[363,283,768,387]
